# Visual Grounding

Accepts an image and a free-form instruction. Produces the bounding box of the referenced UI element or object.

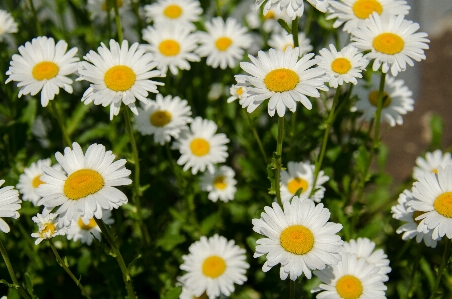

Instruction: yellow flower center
[102,0,123,11]
[432,168,438,174]
[264,68,299,93]
[237,87,243,96]
[150,110,172,127]
[287,177,309,195]
[280,225,314,255]
[77,217,98,230]
[32,61,59,81]
[163,4,182,18]
[64,169,105,200]
[104,65,136,91]
[40,222,55,238]
[368,90,391,107]
[336,275,363,299]
[372,33,405,55]
[434,192,452,218]
[283,43,294,51]
[213,175,227,190]
[412,210,425,225]
[32,175,45,188]
[158,39,181,56]
[190,138,210,157]
[215,37,233,51]
[331,58,352,74]
[352,0,383,19]
[264,11,275,19]
[202,255,226,278]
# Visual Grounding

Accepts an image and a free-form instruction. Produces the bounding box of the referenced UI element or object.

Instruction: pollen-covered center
[331,58,352,74]
[64,169,105,200]
[202,255,226,278]
[40,222,55,238]
[164,4,183,18]
[280,225,314,255]
[32,175,45,188]
[264,68,299,93]
[78,218,98,230]
[412,210,425,225]
[368,90,391,107]
[434,192,452,218]
[287,177,309,195]
[32,61,59,81]
[104,65,136,91]
[372,33,405,55]
[190,138,210,157]
[215,37,233,51]
[159,39,181,56]
[336,275,363,299]
[213,175,227,190]
[352,0,383,19]
[150,110,172,127]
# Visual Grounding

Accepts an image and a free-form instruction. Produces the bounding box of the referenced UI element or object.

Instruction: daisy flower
[327,0,410,33]
[391,189,438,248]
[227,84,247,104]
[135,93,192,145]
[5,36,79,107]
[236,47,328,117]
[313,252,387,299]
[66,209,113,245]
[174,117,230,175]
[31,213,66,245]
[410,165,452,240]
[252,196,343,280]
[352,74,414,127]
[280,161,329,203]
[36,142,132,227]
[0,180,21,233]
[351,13,430,77]
[246,5,292,33]
[257,0,330,20]
[342,238,391,281]
[268,32,313,56]
[196,17,252,70]
[180,234,249,298]
[316,44,369,88]
[77,39,164,120]
[144,0,202,32]
[142,24,200,75]
[87,0,130,20]
[199,165,237,202]
[0,10,18,40]
[413,150,452,181]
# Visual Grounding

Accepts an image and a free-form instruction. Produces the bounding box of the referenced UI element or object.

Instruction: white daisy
[245,5,292,33]
[66,209,114,245]
[174,117,230,175]
[144,0,202,32]
[31,213,66,245]
[179,287,207,299]
[199,165,237,203]
[236,47,328,117]
[351,13,430,77]
[316,44,369,88]
[268,32,313,57]
[77,39,164,120]
[0,180,21,233]
[179,234,249,298]
[142,24,200,75]
[0,10,18,40]
[410,165,452,240]
[313,252,387,299]
[36,142,132,227]
[5,36,79,107]
[391,189,438,248]
[327,0,410,33]
[87,0,131,20]
[196,17,252,69]
[280,161,329,203]
[413,150,452,181]
[227,84,247,104]
[135,93,192,145]
[342,238,391,281]
[252,196,343,280]
[352,74,414,127]
[257,0,330,20]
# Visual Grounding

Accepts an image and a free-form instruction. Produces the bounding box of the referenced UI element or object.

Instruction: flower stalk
[274,117,285,205]
[0,239,31,299]
[429,240,451,299]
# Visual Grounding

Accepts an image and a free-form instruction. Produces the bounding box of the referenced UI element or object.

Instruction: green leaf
[161,286,182,299]
[66,103,90,135]
[24,273,35,297]
[277,19,291,34]
[200,212,220,235]
[429,113,444,150]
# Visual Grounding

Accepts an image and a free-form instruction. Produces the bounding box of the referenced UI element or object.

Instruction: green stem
[95,218,136,299]
[291,18,299,47]
[274,117,285,205]
[304,7,314,34]
[405,244,422,299]
[290,280,295,299]
[310,86,342,198]
[131,0,143,41]
[111,0,124,42]
[245,112,268,164]
[429,240,451,299]
[51,100,72,147]
[28,0,43,36]
[215,0,222,16]
[0,239,31,299]
[48,240,92,299]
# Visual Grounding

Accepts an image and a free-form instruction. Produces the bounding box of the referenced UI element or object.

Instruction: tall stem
[430,240,451,299]
[28,0,43,36]
[291,18,299,47]
[111,0,124,42]
[95,218,136,299]
[290,280,295,299]
[51,100,72,147]
[0,239,31,299]
[274,117,285,205]
[48,240,92,299]
[245,112,268,164]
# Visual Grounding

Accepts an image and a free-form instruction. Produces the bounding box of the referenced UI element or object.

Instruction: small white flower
[31,213,66,245]
[0,10,18,40]
[268,32,313,57]
[87,0,131,20]
[144,0,202,31]
[227,84,247,104]
[246,5,292,33]
[413,150,452,181]
[199,165,237,202]
[66,209,113,245]
[0,180,21,233]
[257,0,330,20]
